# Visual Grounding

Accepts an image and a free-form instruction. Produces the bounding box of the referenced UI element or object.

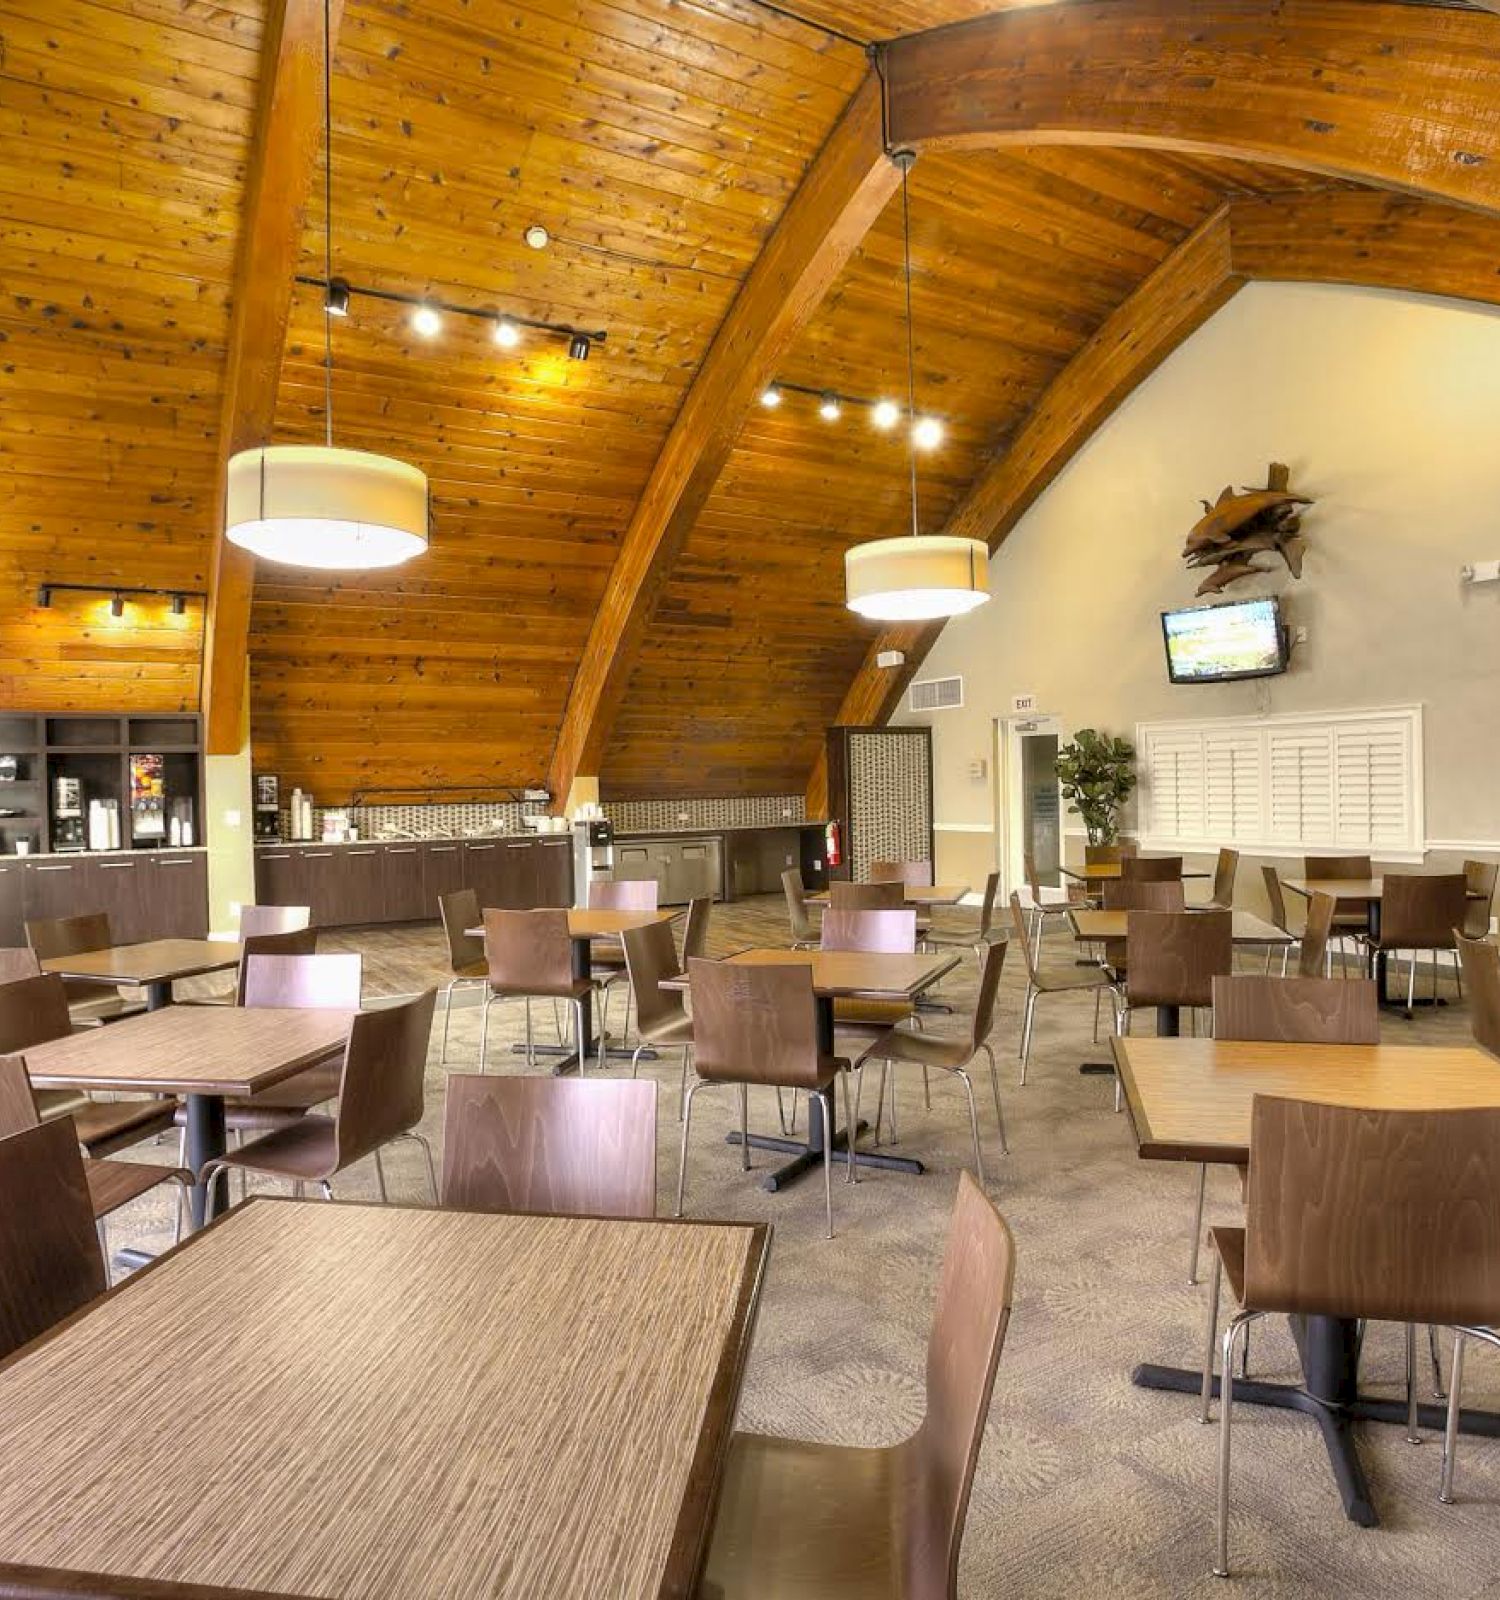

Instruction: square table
[466,908,681,1071]
[40,937,241,1011]
[807,883,970,906]
[1113,1033,1500,1528]
[0,1199,770,1600]
[663,947,958,1190]
[1060,861,1210,883]
[20,1005,355,1228]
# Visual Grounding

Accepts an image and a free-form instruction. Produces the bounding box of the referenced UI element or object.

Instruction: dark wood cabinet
[461,842,505,911]
[18,850,207,941]
[296,849,342,929]
[501,840,536,909]
[534,838,573,907]
[0,862,25,945]
[341,848,385,926]
[421,843,465,914]
[150,853,208,938]
[93,855,153,942]
[382,845,425,922]
[255,849,305,912]
[23,859,94,923]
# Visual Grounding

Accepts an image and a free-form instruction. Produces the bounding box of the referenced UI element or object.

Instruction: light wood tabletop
[0,1199,770,1600]
[39,939,241,1006]
[663,946,958,999]
[1060,862,1210,882]
[466,908,678,939]
[1069,907,1292,946]
[1281,876,1486,902]
[18,1005,355,1098]
[1112,1035,1500,1164]
[807,883,969,906]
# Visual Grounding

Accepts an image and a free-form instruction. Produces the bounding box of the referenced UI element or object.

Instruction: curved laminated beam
[546,72,897,809]
[203,0,344,755]
[807,187,1500,814]
[882,0,1500,217]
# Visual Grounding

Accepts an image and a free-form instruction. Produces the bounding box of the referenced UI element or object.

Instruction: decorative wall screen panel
[849,731,932,881]
[1137,705,1423,857]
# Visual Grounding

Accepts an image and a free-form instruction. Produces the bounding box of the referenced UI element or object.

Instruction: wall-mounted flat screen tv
[1161,596,1288,684]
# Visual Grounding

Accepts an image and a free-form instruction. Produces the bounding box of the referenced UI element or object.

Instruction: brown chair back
[1211,975,1379,1044]
[622,918,689,1037]
[0,949,40,986]
[968,939,1007,1050]
[1102,878,1185,912]
[0,1056,41,1136]
[1007,893,1043,983]
[870,860,934,888]
[441,1074,656,1219]
[333,989,437,1168]
[1125,910,1231,1009]
[238,904,311,939]
[687,958,826,1089]
[1243,1096,1500,1327]
[1463,859,1498,941]
[899,1170,1016,1600]
[976,870,1001,939]
[588,878,658,911]
[1296,891,1337,978]
[1304,854,1372,881]
[1380,873,1467,950]
[25,912,111,961]
[0,973,73,1055]
[1209,847,1239,907]
[1457,934,1500,1058]
[1121,855,1182,883]
[1261,866,1290,933]
[829,880,905,911]
[483,908,575,994]
[438,888,484,972]
[1085,842,1136,865]
[241,950,360,1011]
[680,896,711,963]
[234,929,320,1004]
[820,909,917,954]
[0,1119,108,1361]
[781,869,817,943]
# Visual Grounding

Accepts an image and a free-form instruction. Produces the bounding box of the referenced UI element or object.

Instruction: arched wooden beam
[883,0,1500,216]
[545,72,898,810]
[203,0,344,755]
[807,187,1500,815]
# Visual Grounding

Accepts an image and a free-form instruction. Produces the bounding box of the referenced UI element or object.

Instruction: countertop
[1,845,208,864]
[255,822,824,849]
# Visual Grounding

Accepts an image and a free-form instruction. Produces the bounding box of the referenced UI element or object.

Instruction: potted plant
[1055,728,1137,846]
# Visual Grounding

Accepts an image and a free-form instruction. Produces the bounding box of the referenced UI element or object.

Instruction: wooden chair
[0,1057,190,1267]
[1020,853,1072,951]
[699,1170,1014,1599]
[586,878,659,1038]
[678,958,851,1238]
[24,911,143,1022]
[1304,852,1373,951]
[182,925,319,1008]
[200,989,438,1216]
[781,868,821,950]
[0,1119,107,1363]
[1457,933,1500,1058]
[1202,847,1239,911]
[1202,1098,1500,1575]
[1462,858,1498,941]
[820,910,919,1048]
[1098,877,1186,993]
[478,908,594,1073]
[239,904,311,938]
[680,894,711,963]
[928,869,1005,973]
[862,939,1008,1185]
[1121,854,1183,882]
[621,917,694,1112]
[441,1074,657,1219]
[1295,891,1338,978]
[0,973,174,1156]
[869,859,934,887]
[1365,873,1468,1017]
[0,948,40,985]
[1010,893,1118,1085]
[437,888,489,1065]
[829,880,905,910]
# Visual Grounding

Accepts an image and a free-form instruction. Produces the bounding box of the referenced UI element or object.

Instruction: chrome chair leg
[630,1043,646,1079]
[675,1079,704,1217]
[373,1147,388,1204]
[571,999,589,1075]
[813,1088,834,1239]
[1019,987,1038,1084]
[1441,1329,1467,1504]
[981,1042,1008,1154]
[955,1067,984,1186]
[440,978,456,1064]
[680,1046,692,1121]
[478,991,494,1073]
[319,1180,333,1200]
[402,1130,439,1203]
[524,997,534,1068]
[872,1059,888,1147]
[1214,1310,1261,1578]
[1406,1323,1422,1444]
[1189,1163,1208,1285]
[1430,1323,1448,1399]
[738,1083,750,1172]
[841,1068,858,1185]
[922,1065,931,1110]
[886,1068,899,1144]
[775,1086,789,1134]
[1200,1250,1223,1423]
[96,1216,109,1275]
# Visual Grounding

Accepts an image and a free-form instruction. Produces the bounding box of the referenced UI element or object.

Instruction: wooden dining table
[40,937,241,1011]
[807,882,970,905]
[466,907,680,1071]
[0,1198,770,1599]
[663,947,957,1190]
[19,1005,354,1229]
[1060,861,1210,882]
[1113,1033,1500,1529]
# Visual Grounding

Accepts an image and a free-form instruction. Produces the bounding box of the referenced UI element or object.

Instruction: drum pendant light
[844,153,988,622]
[225,0,428,571]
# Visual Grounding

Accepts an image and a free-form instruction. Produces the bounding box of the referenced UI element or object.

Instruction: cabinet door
[255,849,306,912]
[422,844,465,919]
[93,856,152,942]
[298,849,343,928]
[534,839,573,908]
[0,863,25,946]
[462,842,505,912]
[23,858,97,925]
[502,840,537,908]
[151,853,208,938]
[382,846,424,922]
[342,847,385,926]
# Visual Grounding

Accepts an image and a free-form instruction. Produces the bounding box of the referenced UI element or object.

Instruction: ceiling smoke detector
[523,225,551,250]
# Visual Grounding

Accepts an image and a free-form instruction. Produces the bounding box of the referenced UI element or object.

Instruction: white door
[995,715,1063,898]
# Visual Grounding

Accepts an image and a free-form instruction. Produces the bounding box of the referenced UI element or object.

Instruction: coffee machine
[253,773,282,843]
[51,776,85,852]
[571,817,614,903]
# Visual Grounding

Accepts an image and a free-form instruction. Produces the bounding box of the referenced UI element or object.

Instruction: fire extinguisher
[824,820,842,868]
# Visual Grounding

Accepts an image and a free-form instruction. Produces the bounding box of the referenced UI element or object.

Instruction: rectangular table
[663,947,957,1189]
[0,1199,770,1600]
[807,883,970,906]
[21,1005,355,1228]
[1068,907,1291,950]
[41,938,241,1011]
[1113,1034,1500,1527]
[1060,862,1209,882]
[467,908,680,1072]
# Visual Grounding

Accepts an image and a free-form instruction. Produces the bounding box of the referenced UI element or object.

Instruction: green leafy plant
[1055,728,1137,846]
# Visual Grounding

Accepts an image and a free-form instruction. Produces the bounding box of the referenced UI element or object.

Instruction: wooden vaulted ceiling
[6,0,1500,805]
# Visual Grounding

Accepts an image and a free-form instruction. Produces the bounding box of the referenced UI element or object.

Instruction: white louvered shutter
[1202,731,1262,843]
[1333,719,1411,850]
[1140,729,1204,842]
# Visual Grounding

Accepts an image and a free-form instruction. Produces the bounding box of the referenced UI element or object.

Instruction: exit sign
[1011,694,1038,714]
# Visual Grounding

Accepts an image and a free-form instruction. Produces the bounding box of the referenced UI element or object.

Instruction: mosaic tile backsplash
[275,794,808,841]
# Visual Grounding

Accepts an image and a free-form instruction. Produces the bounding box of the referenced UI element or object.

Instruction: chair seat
[67,1098,177,1160]
[488,977,594,1003]
[85,1157,187,1220]
[34,1087,89,1120]
[868,1026,976,1072]
[699,1431,899,1600]
[1210,1225,1247,1303]
[452,959,489,981]
[1035,966,1115,994]
[214,1115,339,1183]
[639,1012,694,1048]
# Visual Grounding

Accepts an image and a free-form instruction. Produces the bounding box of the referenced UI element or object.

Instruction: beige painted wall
[898,281,1500,904]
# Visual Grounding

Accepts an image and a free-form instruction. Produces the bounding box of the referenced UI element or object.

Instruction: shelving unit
[0,715,44,857]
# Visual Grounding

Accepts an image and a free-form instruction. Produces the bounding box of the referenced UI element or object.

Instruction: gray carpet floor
[105,897,1500,1597]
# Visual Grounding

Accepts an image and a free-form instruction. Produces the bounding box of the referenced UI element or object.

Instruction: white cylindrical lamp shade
[845,535,990,622]
[226,445,429,570]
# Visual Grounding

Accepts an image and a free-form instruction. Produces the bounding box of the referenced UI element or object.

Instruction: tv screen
[1161,597,1288,684]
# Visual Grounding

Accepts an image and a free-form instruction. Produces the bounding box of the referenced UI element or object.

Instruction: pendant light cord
[322,0,334,447]
[900,157,920,539]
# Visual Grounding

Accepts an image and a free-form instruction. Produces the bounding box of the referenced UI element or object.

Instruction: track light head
[35,585,50,609]
[871,399,901,431]
[109,592,125,617]
[411,303,442,338]
[759,384,781,409]
[567,332,591,361]
[493,316,520,349]
[819,391,841,422]
[171,593,186,615]
[324,277,351,317]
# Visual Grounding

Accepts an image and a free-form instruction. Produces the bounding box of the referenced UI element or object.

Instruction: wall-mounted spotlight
[33,583,205,613]
[171,593,187,615]
[759,384,782,409]
[411,303,442,338]
[872,399,901,431]
[324,277,351,317]
[35,585,51,609]
[109,592,125,617]
[819,391,842,422]
[494,316,520,349]
[568,332,591,361]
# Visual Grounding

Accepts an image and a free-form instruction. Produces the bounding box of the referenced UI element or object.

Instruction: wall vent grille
[909,676,963,713]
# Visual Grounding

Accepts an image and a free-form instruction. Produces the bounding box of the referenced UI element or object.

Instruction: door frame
[994,713,1064,898]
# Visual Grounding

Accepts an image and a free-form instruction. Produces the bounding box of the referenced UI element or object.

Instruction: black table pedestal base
[724,1123,924,1190]
[510,1037,658,1075]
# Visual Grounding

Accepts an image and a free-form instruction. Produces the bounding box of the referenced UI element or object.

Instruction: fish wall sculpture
[1183,462,1313,595]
